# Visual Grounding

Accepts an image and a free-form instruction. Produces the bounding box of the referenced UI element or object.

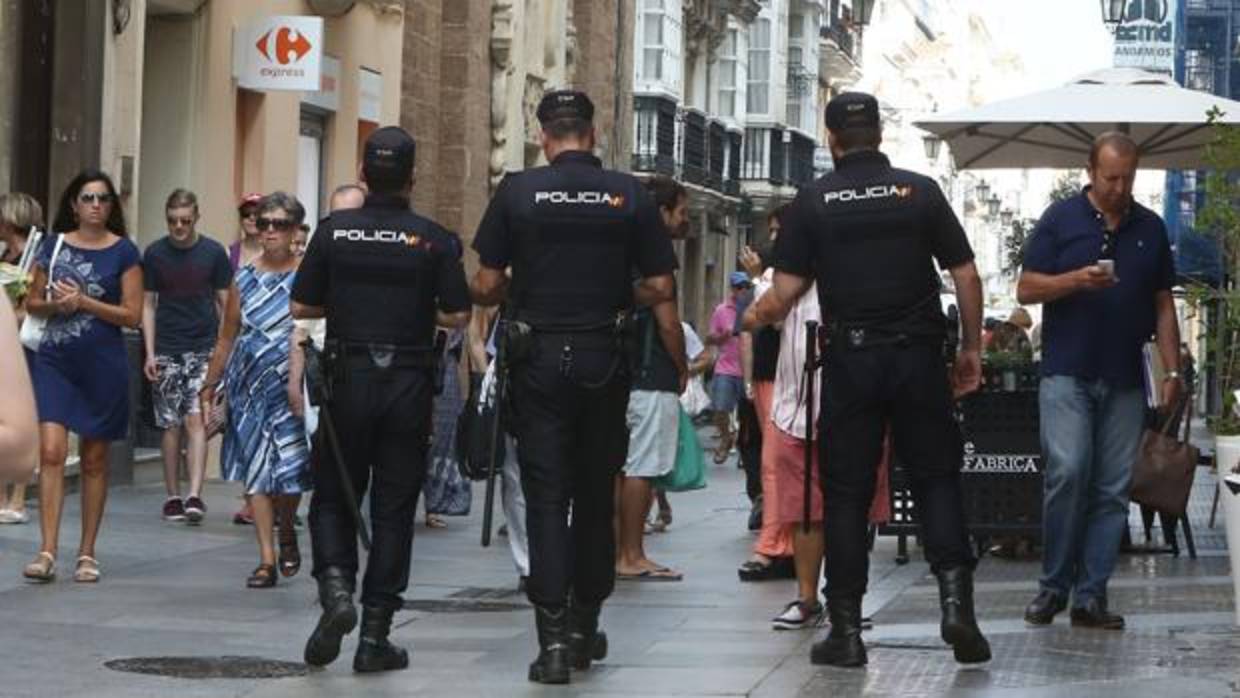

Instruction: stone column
[571,0,635,171]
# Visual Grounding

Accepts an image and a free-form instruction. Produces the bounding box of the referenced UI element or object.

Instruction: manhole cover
[104,656,309,679]
[404,599,527,613]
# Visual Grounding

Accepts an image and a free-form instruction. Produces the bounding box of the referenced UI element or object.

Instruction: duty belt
[828,326,939,350]
[328,339,438,369]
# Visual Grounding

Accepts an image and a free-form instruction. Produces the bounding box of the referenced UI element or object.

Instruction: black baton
[803,320,819,534]
[480,319,509,547]
[302,339,372,550]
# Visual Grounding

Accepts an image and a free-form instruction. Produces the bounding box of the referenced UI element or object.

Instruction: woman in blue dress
[201,192,310,588]
[21,170,143,584]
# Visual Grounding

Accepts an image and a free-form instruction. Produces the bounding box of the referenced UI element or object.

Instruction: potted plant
[1194,109,1240,623]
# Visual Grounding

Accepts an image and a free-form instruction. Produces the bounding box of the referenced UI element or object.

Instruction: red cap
[237,192,263,212]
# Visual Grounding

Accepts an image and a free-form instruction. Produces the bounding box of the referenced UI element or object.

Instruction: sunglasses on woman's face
[256,217,296,232]
[78,192,113,205]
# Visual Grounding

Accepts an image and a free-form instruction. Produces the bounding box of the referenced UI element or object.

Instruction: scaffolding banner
[1113,0,1178,74]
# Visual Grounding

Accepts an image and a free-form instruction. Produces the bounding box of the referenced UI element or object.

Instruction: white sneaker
[0,509,29,524]
[772,600,824,630]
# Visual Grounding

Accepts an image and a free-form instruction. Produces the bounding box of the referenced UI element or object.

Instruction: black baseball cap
[537,89,595,124]
[362,126,416,179]
[825,92,880,132]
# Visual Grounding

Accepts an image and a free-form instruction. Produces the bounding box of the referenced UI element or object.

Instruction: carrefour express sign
[232,16,324,91]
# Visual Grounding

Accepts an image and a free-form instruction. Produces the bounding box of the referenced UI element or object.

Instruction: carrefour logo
[256,26,313,65]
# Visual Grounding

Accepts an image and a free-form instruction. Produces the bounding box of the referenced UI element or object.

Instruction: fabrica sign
[233,16,324,91]
[1112,0,1178,74]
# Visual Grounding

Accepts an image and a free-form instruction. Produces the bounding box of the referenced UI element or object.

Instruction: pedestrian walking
[291,126,470,673]
[470,89,683,685]
[228,193,264,272]
[0,192,43,524]
[200,192,310,589]
[747,92,990,667]
[141,189,231,524]
[421,327,472,528]
[737,208,795,582]
[1017,132,1180,630]
[22,169,143,585]
[615,175,688,582]
[707,275,749,463]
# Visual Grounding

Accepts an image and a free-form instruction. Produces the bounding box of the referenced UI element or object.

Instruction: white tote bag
[18,233,63,352]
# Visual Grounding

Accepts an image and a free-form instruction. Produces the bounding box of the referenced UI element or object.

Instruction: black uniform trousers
[737,396,763,502]
[309,356,433,612]
[509,333,630,610]
[820,340,975,602]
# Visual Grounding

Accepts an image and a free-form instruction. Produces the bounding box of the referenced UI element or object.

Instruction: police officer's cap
[537,90,595,125]
[825,92,880,132]
[363,126,416,177]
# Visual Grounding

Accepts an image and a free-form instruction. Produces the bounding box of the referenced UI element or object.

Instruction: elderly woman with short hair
[201,192,311,588]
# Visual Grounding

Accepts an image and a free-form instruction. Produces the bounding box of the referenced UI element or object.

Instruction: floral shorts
[152,351,211,429]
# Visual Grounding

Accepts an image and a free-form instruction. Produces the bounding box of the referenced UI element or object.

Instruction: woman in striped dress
[201,192,310,588]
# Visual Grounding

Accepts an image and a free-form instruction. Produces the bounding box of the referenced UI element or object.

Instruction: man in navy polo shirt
[1017,132,1181,630]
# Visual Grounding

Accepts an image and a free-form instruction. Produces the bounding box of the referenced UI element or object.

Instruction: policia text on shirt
[470,89,684,685]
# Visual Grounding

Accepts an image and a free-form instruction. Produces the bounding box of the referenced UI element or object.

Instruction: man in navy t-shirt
[141,189,232,525]
[1017,132,1181,631]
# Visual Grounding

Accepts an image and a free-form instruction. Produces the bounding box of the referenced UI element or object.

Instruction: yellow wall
[134,1,403,247]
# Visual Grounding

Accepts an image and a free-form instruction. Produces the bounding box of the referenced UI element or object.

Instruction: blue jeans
[1038,376,1145,606]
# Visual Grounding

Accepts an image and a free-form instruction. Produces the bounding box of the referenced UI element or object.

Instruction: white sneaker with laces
[772,600,824,630]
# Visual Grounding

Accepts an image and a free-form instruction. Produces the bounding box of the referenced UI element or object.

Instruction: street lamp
[923,134,942,162]
[1000,208,1014,226]
[976,180,991,203]
[1100,0,1125,32]
[987,196,1001,218]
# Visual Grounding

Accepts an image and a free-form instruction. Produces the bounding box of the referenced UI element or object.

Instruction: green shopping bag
[654,406,707,492]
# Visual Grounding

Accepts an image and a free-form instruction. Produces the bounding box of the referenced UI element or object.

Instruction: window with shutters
[747,18,770,115]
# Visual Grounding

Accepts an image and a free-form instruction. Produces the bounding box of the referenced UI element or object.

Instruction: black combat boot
[936,567,991,664]
[528,605,571,684]
[303,567,357,667]
[567,600,608,671]
[810,597,867,667]
[353,605,409,673]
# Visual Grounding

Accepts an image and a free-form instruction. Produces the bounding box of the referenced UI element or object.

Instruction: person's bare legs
[161,426,182,497]
[792,524,825,605]
[36,424,69,558]
[616,475,678,576]
[77,438,110,560]
[712,411,733,460]
[7,482,28,515]
[184,412,207,498]
[250,494,277,566]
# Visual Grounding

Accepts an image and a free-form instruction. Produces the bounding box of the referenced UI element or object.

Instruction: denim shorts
[710,374,745,413]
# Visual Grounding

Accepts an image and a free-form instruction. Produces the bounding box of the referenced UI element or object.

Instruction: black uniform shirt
[472,151,678,329]
[774,150,973,337]
[291,193,470,346]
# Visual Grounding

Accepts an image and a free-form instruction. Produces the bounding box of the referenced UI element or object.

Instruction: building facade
[631,0,833,331]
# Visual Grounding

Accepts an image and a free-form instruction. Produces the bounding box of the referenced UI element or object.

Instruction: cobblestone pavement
[0,437,1236,697]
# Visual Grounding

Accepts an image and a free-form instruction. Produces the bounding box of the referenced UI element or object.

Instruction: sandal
[425,514,447,529]
[22,551,55,583]
[278,533,301,578]
[247,563,277,588]
[73,555,100,583]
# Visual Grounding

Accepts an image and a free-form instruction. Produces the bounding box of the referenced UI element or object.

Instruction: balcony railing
[633,98,743,196]
[741,127,817,188]
[632,96,677,176]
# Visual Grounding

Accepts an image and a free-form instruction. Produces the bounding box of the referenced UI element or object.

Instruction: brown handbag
[1130,393,1199,516]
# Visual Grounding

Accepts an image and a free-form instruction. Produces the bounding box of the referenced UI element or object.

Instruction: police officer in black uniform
[744,92,990,668]
[291,126,470,673]
[470,90,683,685]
